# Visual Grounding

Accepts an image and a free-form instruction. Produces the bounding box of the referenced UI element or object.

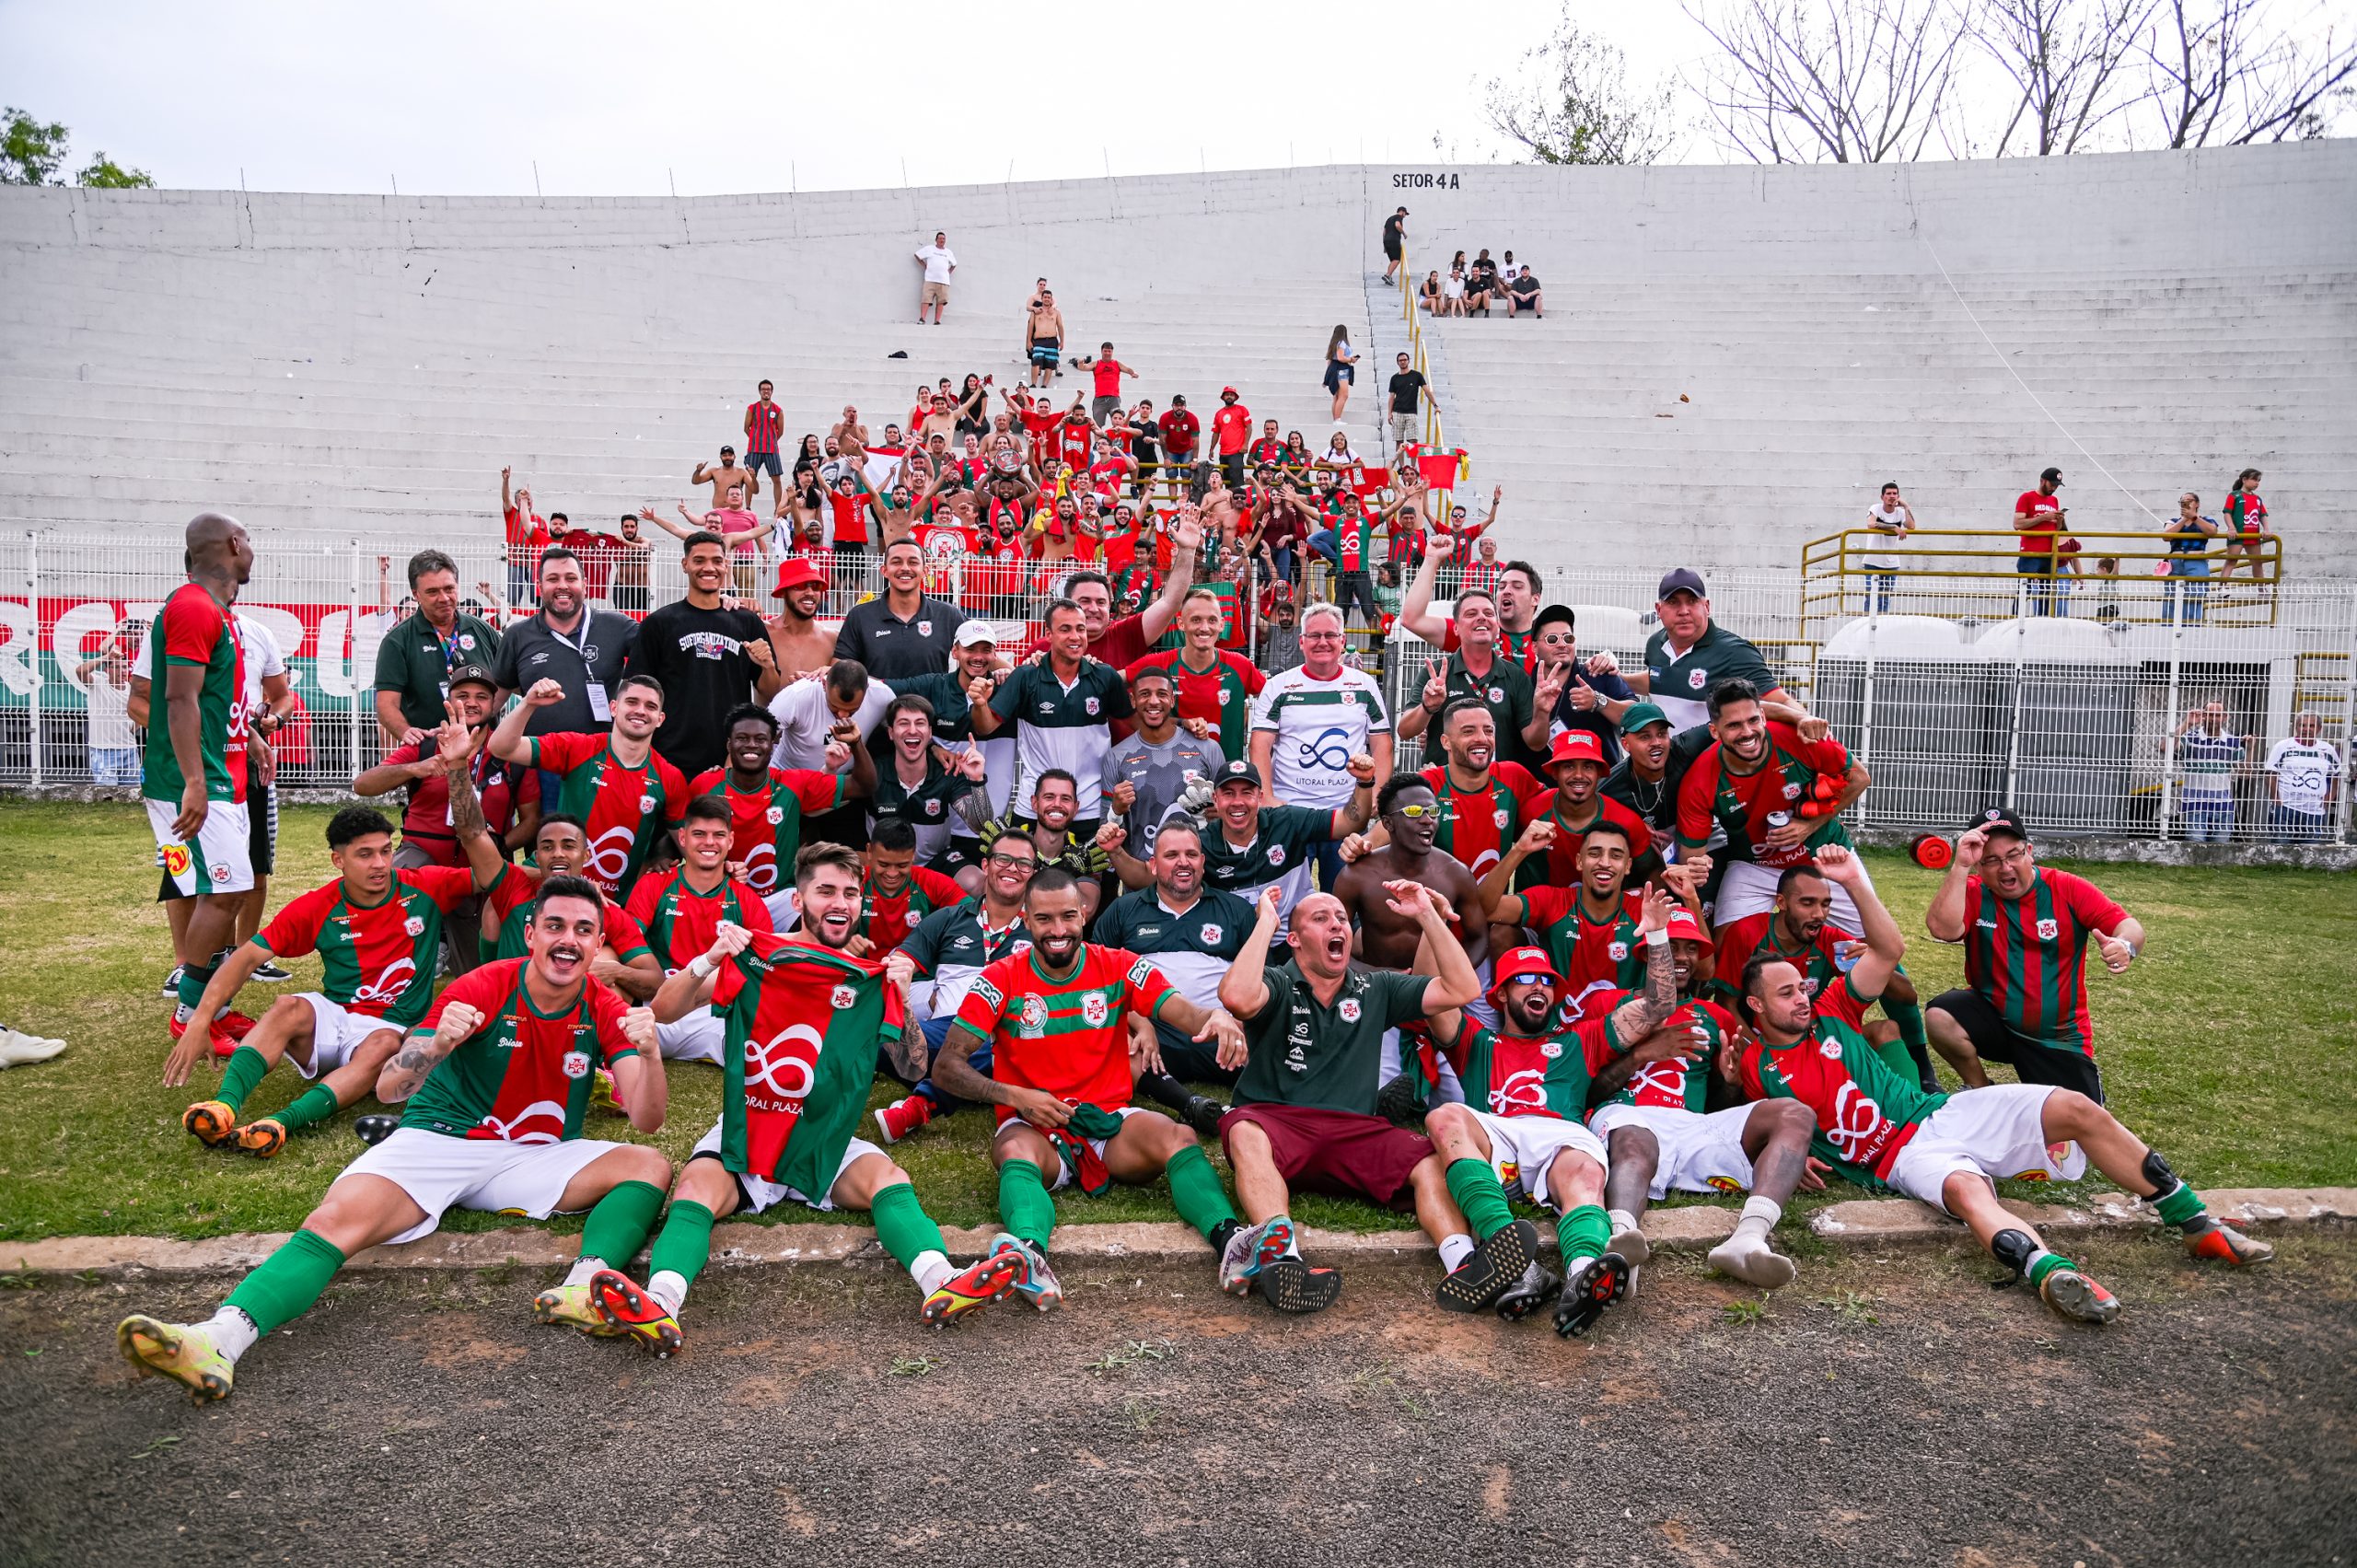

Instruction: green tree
[1483,17,1681,165]
[1,107,70,186]
[76,154,154,189]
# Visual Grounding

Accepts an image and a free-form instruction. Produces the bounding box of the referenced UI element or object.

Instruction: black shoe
[1551,1252,1631,1339]
[160,965,183,999]
[1436,1219,1538,1313]
[1493,1260,1562,1322]
[1257,1258,1343,1314]
[250,962,294,983]
[1182,1095,1228,1141]
[1375,1072,1423,1129]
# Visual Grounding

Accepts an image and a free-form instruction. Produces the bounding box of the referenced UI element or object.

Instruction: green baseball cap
[1619,702,1670,734]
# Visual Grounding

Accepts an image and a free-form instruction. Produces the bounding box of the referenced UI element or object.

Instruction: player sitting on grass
[119,874,672,1402]
[167,728,505,1156]
[580,844,1026,1355]
[1729,844,2271,1326]
[922,865,1250,1313]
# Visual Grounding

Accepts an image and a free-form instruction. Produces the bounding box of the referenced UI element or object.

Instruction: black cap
[2040,467,2063,484]
[1532,602,1577,635]
[1968,806,2030,842]
[1211,760,1260,789]
[1657,567,1707,601]
[447,663,498,692]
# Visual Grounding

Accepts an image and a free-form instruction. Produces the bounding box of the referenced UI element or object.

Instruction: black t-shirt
[1387,370,1426,414]
[1511,273,1538,296]
[623,600,770,778]
[488,610,639,738]
[1127,417,1161,462]
[833,596,965,681]
[1470,260,1497,289]
[1382,215,1405,249]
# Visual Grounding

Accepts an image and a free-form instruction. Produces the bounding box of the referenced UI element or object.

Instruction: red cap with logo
[1548,729,1606,769]
[773,558,828,595]
[1487,946,1563,1000]
[1663,907,1712,949]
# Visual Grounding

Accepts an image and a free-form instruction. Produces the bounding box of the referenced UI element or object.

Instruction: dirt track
[4,1231,2351,1567]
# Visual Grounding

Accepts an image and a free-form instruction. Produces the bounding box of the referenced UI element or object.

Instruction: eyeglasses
[986,852,1038,869]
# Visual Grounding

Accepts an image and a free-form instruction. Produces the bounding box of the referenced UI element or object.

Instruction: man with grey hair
[373,549,504,747]
[1250,600,1393,889]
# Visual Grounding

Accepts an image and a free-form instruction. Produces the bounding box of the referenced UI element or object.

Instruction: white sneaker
[0,1026,67,1067]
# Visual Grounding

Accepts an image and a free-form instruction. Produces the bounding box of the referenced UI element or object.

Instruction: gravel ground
[4,1230,2351,1568]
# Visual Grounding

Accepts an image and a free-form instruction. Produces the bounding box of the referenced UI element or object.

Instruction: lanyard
[544,611,594,667]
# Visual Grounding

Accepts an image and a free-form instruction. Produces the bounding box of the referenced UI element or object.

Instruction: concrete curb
[6,1188,2349,1278]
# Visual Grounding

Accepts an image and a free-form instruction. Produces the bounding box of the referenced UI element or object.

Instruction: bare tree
[1685,0,1980,162]
[1484,17,1682,165]
[2136,0,2357,144]
[1980,0,2161,153]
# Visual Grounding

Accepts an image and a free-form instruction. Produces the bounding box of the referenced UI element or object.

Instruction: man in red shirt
[1157,395,1202,498]
[1493,730,1658,889]
[1069,343,1136,426]
[742,379,785,509]
[1210,387,1253,492]
[1066,504,1206,667]
[499,466,549,609]
[2014,466,2069,617]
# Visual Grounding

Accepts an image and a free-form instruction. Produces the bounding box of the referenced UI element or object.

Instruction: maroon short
[1219,1102,1434,1210]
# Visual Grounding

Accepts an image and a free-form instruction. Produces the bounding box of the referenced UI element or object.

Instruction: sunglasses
[1392,803,1440,819]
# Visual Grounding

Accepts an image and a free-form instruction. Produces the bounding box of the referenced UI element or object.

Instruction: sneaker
[534,1282,624,1335]
[873,1093,935,1144]
[921,1250,1025,1326]
[215,1011,257,1040]
[1493,1260,1563,1322]
[0,1026,66,1068]
[2038,1266,2121,1325]
[234,1118,288,1158]
[182,1099,238,1147]
[161,966,184,999]
[1181,1095,1229,1141]
[1374,1071,1422,1128]
[250,962,294,983]
[116,1316,234,1403]
[1255,1258,1343,1315]
[2186,1224,2274,1268]
[1436,1219,1539,1314]
[1551,1252,1631,1339]
[1218,1217,1294,1296]
[994,1233,1063,1313]
[588,1268,683,1357]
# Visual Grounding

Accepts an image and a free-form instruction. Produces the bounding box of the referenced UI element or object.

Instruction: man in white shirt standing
[913,231,957,325]
[1249,601,1394,891]
[230,610,295,972]
[2266,711,2341,843]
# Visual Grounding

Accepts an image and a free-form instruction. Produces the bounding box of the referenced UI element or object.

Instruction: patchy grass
[1,799,2352,1246]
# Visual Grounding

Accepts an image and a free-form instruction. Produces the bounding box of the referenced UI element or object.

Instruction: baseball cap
[1532,603,1576,636]
[447,663,497,693]
[1664,908,1712,949]
[952,620,999,648]
[773,558,828,595]
[1487,946,1562,1000]
[1170,393,1187,405]
[1968,806,2031,842]
[1657,567,1707,601]
[1619,701,1670,735]
[1548,730,1606,768]
[1211,759,1260,789]
[2040,467,2063,485]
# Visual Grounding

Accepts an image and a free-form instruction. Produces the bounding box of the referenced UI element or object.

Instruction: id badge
[586,682,611,722]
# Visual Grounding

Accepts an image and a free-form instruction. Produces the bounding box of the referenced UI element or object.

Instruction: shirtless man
[828,405,870,459]
[1027,289,1066,389]
[765,558,837,679]
[691,447,758,513]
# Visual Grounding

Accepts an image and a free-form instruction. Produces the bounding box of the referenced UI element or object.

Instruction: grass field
[2,799,2352,1245]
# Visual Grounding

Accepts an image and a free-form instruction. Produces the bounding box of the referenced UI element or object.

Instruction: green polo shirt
[1234,962,1434,1115]
[374,611,504,731]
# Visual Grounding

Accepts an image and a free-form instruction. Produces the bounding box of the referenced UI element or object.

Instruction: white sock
[911,1250,953,1296]
[563,1255,605,1289]
[1731,1196,1782,1246]
[201,1306,259,1363]
[648,1270,688,1314]
[1607,1208,1642,1237]
[1437,1233,1476,1273]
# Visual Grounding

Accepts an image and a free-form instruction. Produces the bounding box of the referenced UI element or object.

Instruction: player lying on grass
[576,844,1028,1356]
[921,865,1251,1313]
[119,875,672,1401]
[1727,844,2271,1326]
[168,728,506,1156]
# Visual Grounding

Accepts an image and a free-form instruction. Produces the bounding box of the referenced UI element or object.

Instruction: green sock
[176,961,217,1014]
[578,1179,667,1271]
[1166,1144,1237,1242]
[997,1158,1057,1250]
[1869,1032,1918,1083]
[870,1181,947,1274]
[646,1199,716,1287]
[223,1227,346,1334]
[1559,1203,1611,1270]
[2026,1250,2070,1287]
[1444,1156,1517,1242]
[1887,992,1927,1052]
[216,1047,270,1113]
[2152,1179,2207,1229]
[273,1083,341,1132]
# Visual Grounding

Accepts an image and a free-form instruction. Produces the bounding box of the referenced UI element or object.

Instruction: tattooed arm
[1603,885,1680,1045]
[377,1001,483,1102]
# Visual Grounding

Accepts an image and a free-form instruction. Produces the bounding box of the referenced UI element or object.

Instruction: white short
[1588,1101,1758,1201]
[1469,1109,1606,1212]
[287,993,402,1080]
[1713,855,1873,932]
[691,1121,884,1214]
[656,1010,726,1065]
[993,1106,1147,1192]
[334,1126,626,1245]
[147,796,254,899]
[1885,1084,2086,1214]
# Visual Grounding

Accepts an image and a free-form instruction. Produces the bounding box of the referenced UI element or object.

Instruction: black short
[745,452,783,478]
[929,838,981,877]
[1929,989,2105,1103]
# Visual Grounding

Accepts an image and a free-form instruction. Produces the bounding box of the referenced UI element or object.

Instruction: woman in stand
[2220,468,2270,586]
[1323,324,1359,422]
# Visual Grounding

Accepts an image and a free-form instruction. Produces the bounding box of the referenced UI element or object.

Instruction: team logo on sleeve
[1338,998,1362,1022]
[1082,993,1109,1027]
[766,806,785,825]
[562,1050,591,1079]
[830,983,858,1010]
[2036,918,2059,940]
[403,915,426,937]
[1019,994,1048,1037]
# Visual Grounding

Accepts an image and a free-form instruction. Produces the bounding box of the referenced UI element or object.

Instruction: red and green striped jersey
[625,868,774,971]
[526,732,691,900]
[1527,792,1656,887]
[401,960,639,1143]
[858,865,968,952]
[1445,1019,1595,1122]
[1677,721,1852,870]
[1127,648,1266,760]
[1514,887,1646,1019]
[957,945,1175,1123]
[1709,912,1853,1008]
[1736,993,1947,1181]
[255,865,476,1028]
[688,765,845,898]
[1590,993,1741,1114]
[480,864,654,967]
[1960,870,2127,1053]
[1421,761,1546,882]
[142,583,248,805]
[709,933,904,1191]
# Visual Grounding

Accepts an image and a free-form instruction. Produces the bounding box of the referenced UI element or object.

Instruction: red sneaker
[873,1093,935,1144]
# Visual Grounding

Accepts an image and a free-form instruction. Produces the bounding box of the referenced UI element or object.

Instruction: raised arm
[1138,505,1203,644]
[1812,844,1902,1000]
[1398,536,1449,645]
[1924,827,1982,942]
[1601,886,1678,1042]
[490,679,561,762]
[1218,886,1283,1020]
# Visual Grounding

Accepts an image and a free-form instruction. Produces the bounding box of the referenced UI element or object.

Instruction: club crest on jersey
[458,633,476,651]
[2036,917,2060,940]
[1782,780,1804,800]
[1084,696,1100,715]
[923,798,942,817]
[1608,941,1630,961]
[1082,993,1109,1027]
[830,983,858,1010]
[1265,844,1285,865]
[562,1050,590,1079]
[1338,998,1362,1022]
[766,806,785,825]
[1688,667,1708,690]
[403,915,426,937]
[639,795,656,815]
[1486,686,1504,704]
[1818,1037,1842,1058]
[917,620,933,637]
[1540,1039,1563,1059]
[1215,687,1232,706]
[1200,923,1223,946]
[1491,807,1510,830]
[1019,994,1048,1037]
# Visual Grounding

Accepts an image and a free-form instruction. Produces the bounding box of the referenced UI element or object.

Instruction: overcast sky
[0,0,1710,195]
